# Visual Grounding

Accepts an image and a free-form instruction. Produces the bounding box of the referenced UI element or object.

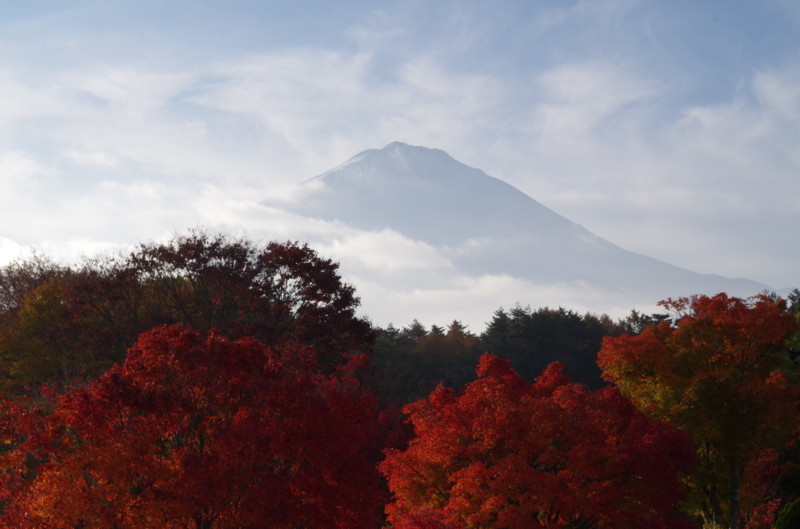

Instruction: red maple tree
[0,325,386,529]
[380,354,696,529]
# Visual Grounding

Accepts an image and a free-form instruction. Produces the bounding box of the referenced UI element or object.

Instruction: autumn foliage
[0,325,385,529]
[0,232,373,392]
[380,354,696,529]
[2,237,799,529]
[598,293,800,529]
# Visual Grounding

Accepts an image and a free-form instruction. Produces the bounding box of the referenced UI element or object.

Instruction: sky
[1,0,799,329]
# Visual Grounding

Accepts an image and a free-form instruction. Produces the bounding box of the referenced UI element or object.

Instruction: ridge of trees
[371,305,676,405]
[0,231,373,394]
[0,233,799,528]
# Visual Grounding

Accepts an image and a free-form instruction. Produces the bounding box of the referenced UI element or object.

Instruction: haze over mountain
[265,142,767,323]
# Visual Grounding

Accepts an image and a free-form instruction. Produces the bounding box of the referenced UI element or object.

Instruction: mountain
[263,142,766,317]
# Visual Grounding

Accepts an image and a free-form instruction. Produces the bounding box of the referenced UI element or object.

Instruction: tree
[481,308,513,354]
[402,319,428,344]
[0,325,386,529]
[381,354,696,529]
[787,289,800,314]
[0,232,374,392]
[616,309,671,335]
[372,320,482,406]
[0,255,70,384]
[0,253,66,314]
[480,305,611,387]
[125,232,374,364]
[775,497,800,529]
[597,293,800,529]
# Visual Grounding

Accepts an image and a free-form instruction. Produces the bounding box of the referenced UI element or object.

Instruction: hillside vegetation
[0,232,798,529]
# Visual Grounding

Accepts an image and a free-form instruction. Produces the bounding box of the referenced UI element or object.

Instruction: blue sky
[1,0,799,325]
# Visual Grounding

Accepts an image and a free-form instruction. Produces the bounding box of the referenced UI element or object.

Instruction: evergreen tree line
[371,306,675,405]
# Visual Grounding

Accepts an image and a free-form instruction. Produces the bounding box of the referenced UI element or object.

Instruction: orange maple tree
[0,325,386,529]
[597,293,800,529]
[380,354,696,529]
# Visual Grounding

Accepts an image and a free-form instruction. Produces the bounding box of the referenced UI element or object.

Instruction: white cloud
[0,71,68,124]
[59,66,191,119]
[61,148,119,168]
[316,229,453,276]
[531,61,660,163]
[0,151,49,194]
[350,273,657,331]
[0,237,25,265]
[754,66,800,122]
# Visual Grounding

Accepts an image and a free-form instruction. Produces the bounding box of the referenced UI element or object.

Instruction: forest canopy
[0,231,373,393]
[0,233,798,529]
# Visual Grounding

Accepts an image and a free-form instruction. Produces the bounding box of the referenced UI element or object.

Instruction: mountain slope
[279,142,572,245]
[264,142,766,304]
